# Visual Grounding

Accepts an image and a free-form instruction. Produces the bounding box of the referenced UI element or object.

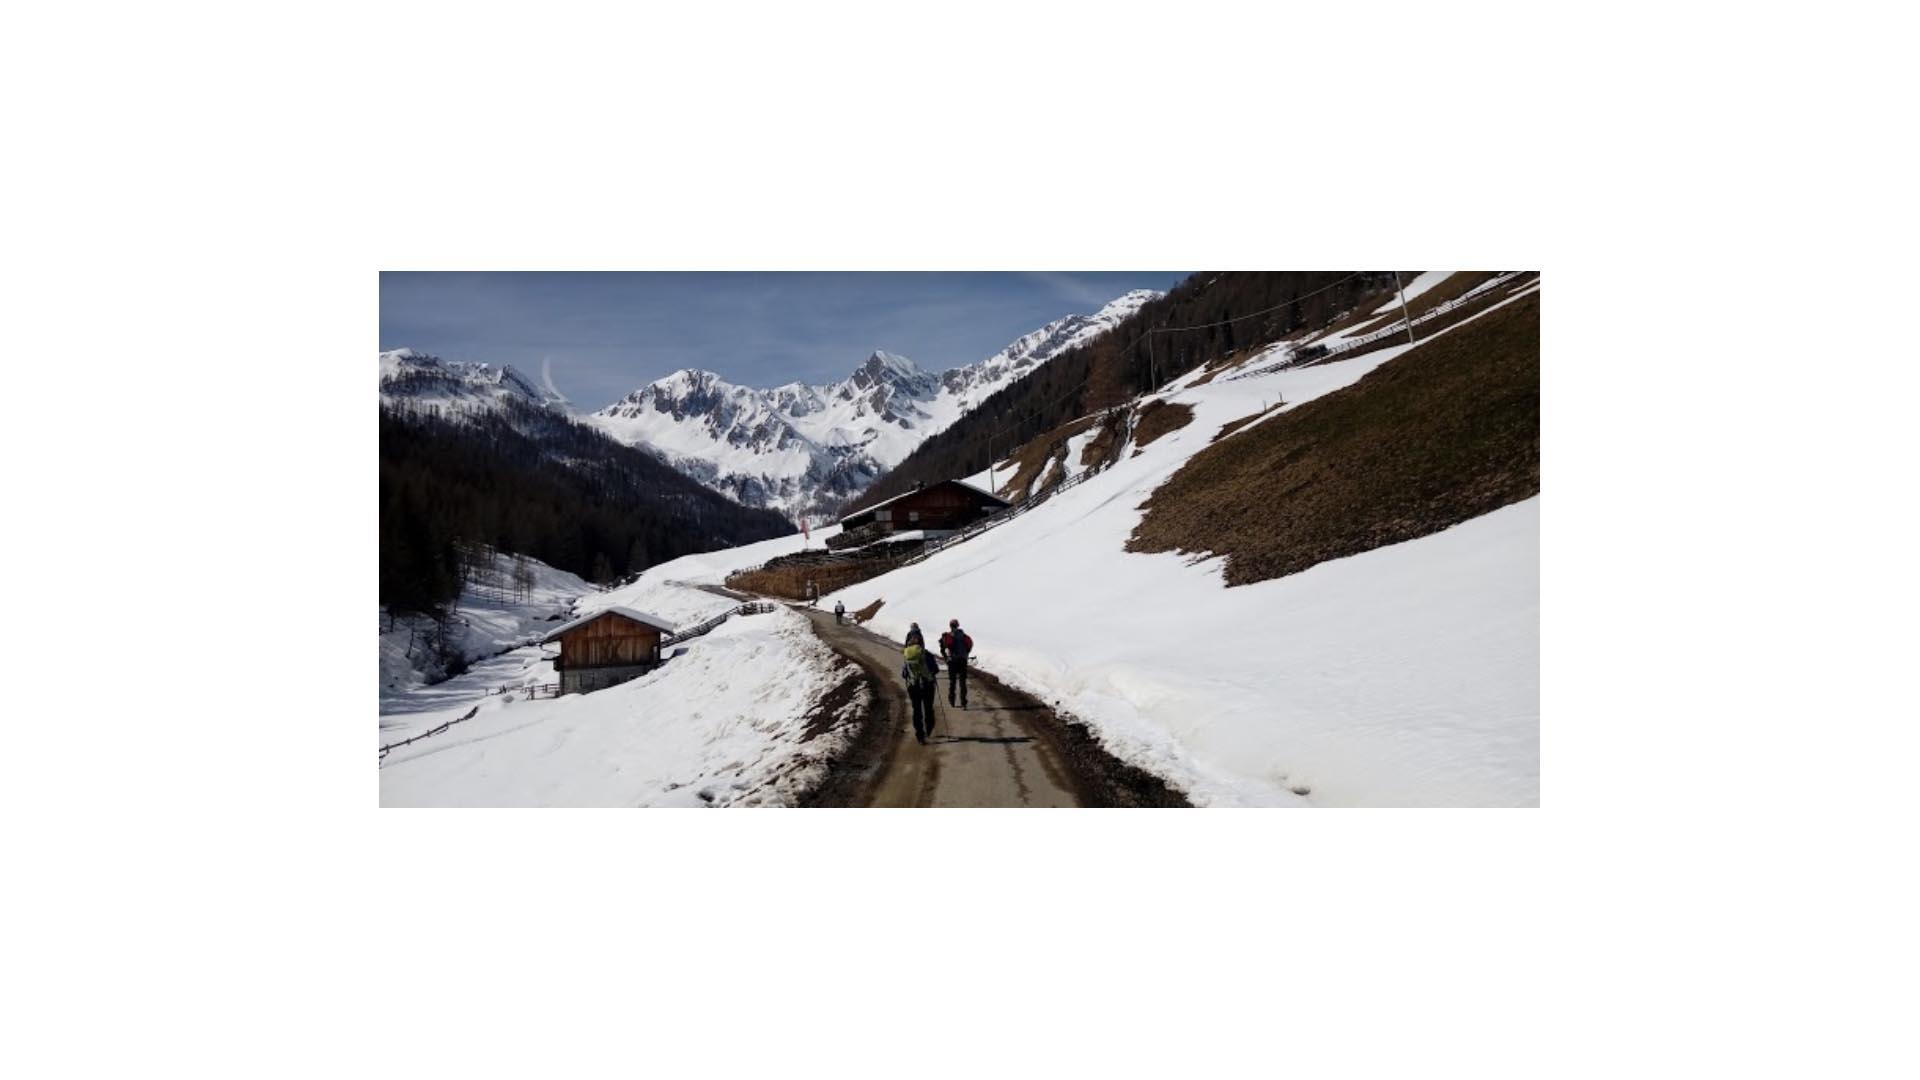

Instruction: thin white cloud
[1021,271,1110,311]
[540,356,571,405]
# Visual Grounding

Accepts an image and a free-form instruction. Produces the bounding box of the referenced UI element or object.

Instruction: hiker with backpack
[939,619,973,709]
[901,641,940,744]
[905,622,924,648]
[834,600,845,625]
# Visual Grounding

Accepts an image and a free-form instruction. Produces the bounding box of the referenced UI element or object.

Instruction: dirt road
[799,608,1189,808]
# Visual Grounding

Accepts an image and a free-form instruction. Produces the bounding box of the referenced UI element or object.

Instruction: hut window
[876,509,891,522]
[908,511,920,523]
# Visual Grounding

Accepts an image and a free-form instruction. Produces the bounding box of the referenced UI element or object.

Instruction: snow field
[378,551,595,707]
[823,319,1538,806]
[380,604,861,807]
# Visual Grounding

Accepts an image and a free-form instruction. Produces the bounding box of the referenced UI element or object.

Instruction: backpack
[949,630,972,661]
[903,645,937,687]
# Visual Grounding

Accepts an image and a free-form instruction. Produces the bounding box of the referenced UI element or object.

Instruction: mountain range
[379,288,1159,517]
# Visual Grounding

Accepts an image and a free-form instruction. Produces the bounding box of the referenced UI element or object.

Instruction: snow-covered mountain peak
[939,286,1162,401]
[630,367,746,407]
[379,348,562,413]
[861,349,923,379]
[1098,289,1162,316]
[584,287,1159,516]
[844,348,939,401]
[656,367,733,391]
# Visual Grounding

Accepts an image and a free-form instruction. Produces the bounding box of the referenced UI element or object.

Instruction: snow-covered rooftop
[540,605,678,642]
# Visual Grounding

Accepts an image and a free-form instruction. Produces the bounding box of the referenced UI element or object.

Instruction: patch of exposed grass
[1313,297,1400,339]
[1334,272,1538,365]
[1211,401,1286,443]
[1038,458,1066,492]
[1406,271,1503,316]
[1078,409,1129,468]
[998,414,1097,502]
[1129,293,1539,586]
[1132,400,1195,451]
[1341,310,1404,339]
[852,599,883,624]
[1304,274,1500,358]
[1185,345,1267,387]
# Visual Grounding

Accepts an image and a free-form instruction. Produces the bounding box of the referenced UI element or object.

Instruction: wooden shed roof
[541,605,679,643]
[838,479,1010,525]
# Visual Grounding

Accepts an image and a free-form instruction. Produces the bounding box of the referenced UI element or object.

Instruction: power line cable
[980,271,1382,455]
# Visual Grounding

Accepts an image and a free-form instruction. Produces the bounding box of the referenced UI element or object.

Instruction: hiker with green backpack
[901,641,940,745]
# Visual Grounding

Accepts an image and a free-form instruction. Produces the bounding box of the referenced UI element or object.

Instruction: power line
[1139,271,1369,334]
[869,272,1394,510]
[981,271,1381,458]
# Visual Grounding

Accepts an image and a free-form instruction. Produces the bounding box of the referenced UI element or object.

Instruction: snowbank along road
[800,607,1187,807]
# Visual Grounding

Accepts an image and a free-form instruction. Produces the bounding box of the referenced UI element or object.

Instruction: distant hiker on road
[902,642,940,744]
[939,619,972,709]
[834,600,846,625]
[905,622,924,647]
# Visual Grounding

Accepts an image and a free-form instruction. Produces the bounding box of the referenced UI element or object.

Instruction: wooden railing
[379,706,481,759]
[1222,272,1529,383]
[663,600,774,645]
[487,682,560,699]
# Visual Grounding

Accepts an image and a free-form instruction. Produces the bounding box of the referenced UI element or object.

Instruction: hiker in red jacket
[939,619,972,709]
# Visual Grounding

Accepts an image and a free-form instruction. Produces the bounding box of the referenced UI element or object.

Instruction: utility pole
[1393,271,1418,346]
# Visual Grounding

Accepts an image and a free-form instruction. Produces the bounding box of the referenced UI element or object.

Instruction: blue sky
[379,271,1186,410]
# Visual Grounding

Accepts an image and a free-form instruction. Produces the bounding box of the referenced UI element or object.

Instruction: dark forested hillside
[848,271,1407,513]
[380,400,792,613]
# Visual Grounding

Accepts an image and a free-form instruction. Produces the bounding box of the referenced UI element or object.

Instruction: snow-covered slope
[584,289,1159,517]
[831,290,1541,807]
[584,525,842,613]
[377,527,857,806]
[379,550,595,708]
[379,606,862,807]
[378,348,566,414]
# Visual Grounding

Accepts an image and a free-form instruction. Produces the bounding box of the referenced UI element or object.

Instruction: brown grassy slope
[1308,273,1503,358]
[1038,458,1067,492]
[1211,401,1285,443]
[1129,293,1539,586]
[1333,272,1538,366]
[997,414,1098,501]
[1132,400,1195,449]
[1186,345,1268,387]
[1078,409,1131,468]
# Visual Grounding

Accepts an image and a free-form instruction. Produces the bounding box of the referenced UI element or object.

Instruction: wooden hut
[541,606,677,696]
[836,479,1010,539]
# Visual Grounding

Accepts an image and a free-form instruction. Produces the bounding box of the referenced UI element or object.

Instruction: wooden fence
[379,706,481,759]
[487,682,560,700]
[662,600,774,646]
[1222,271,1528,383]
[894,440,1127,570]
